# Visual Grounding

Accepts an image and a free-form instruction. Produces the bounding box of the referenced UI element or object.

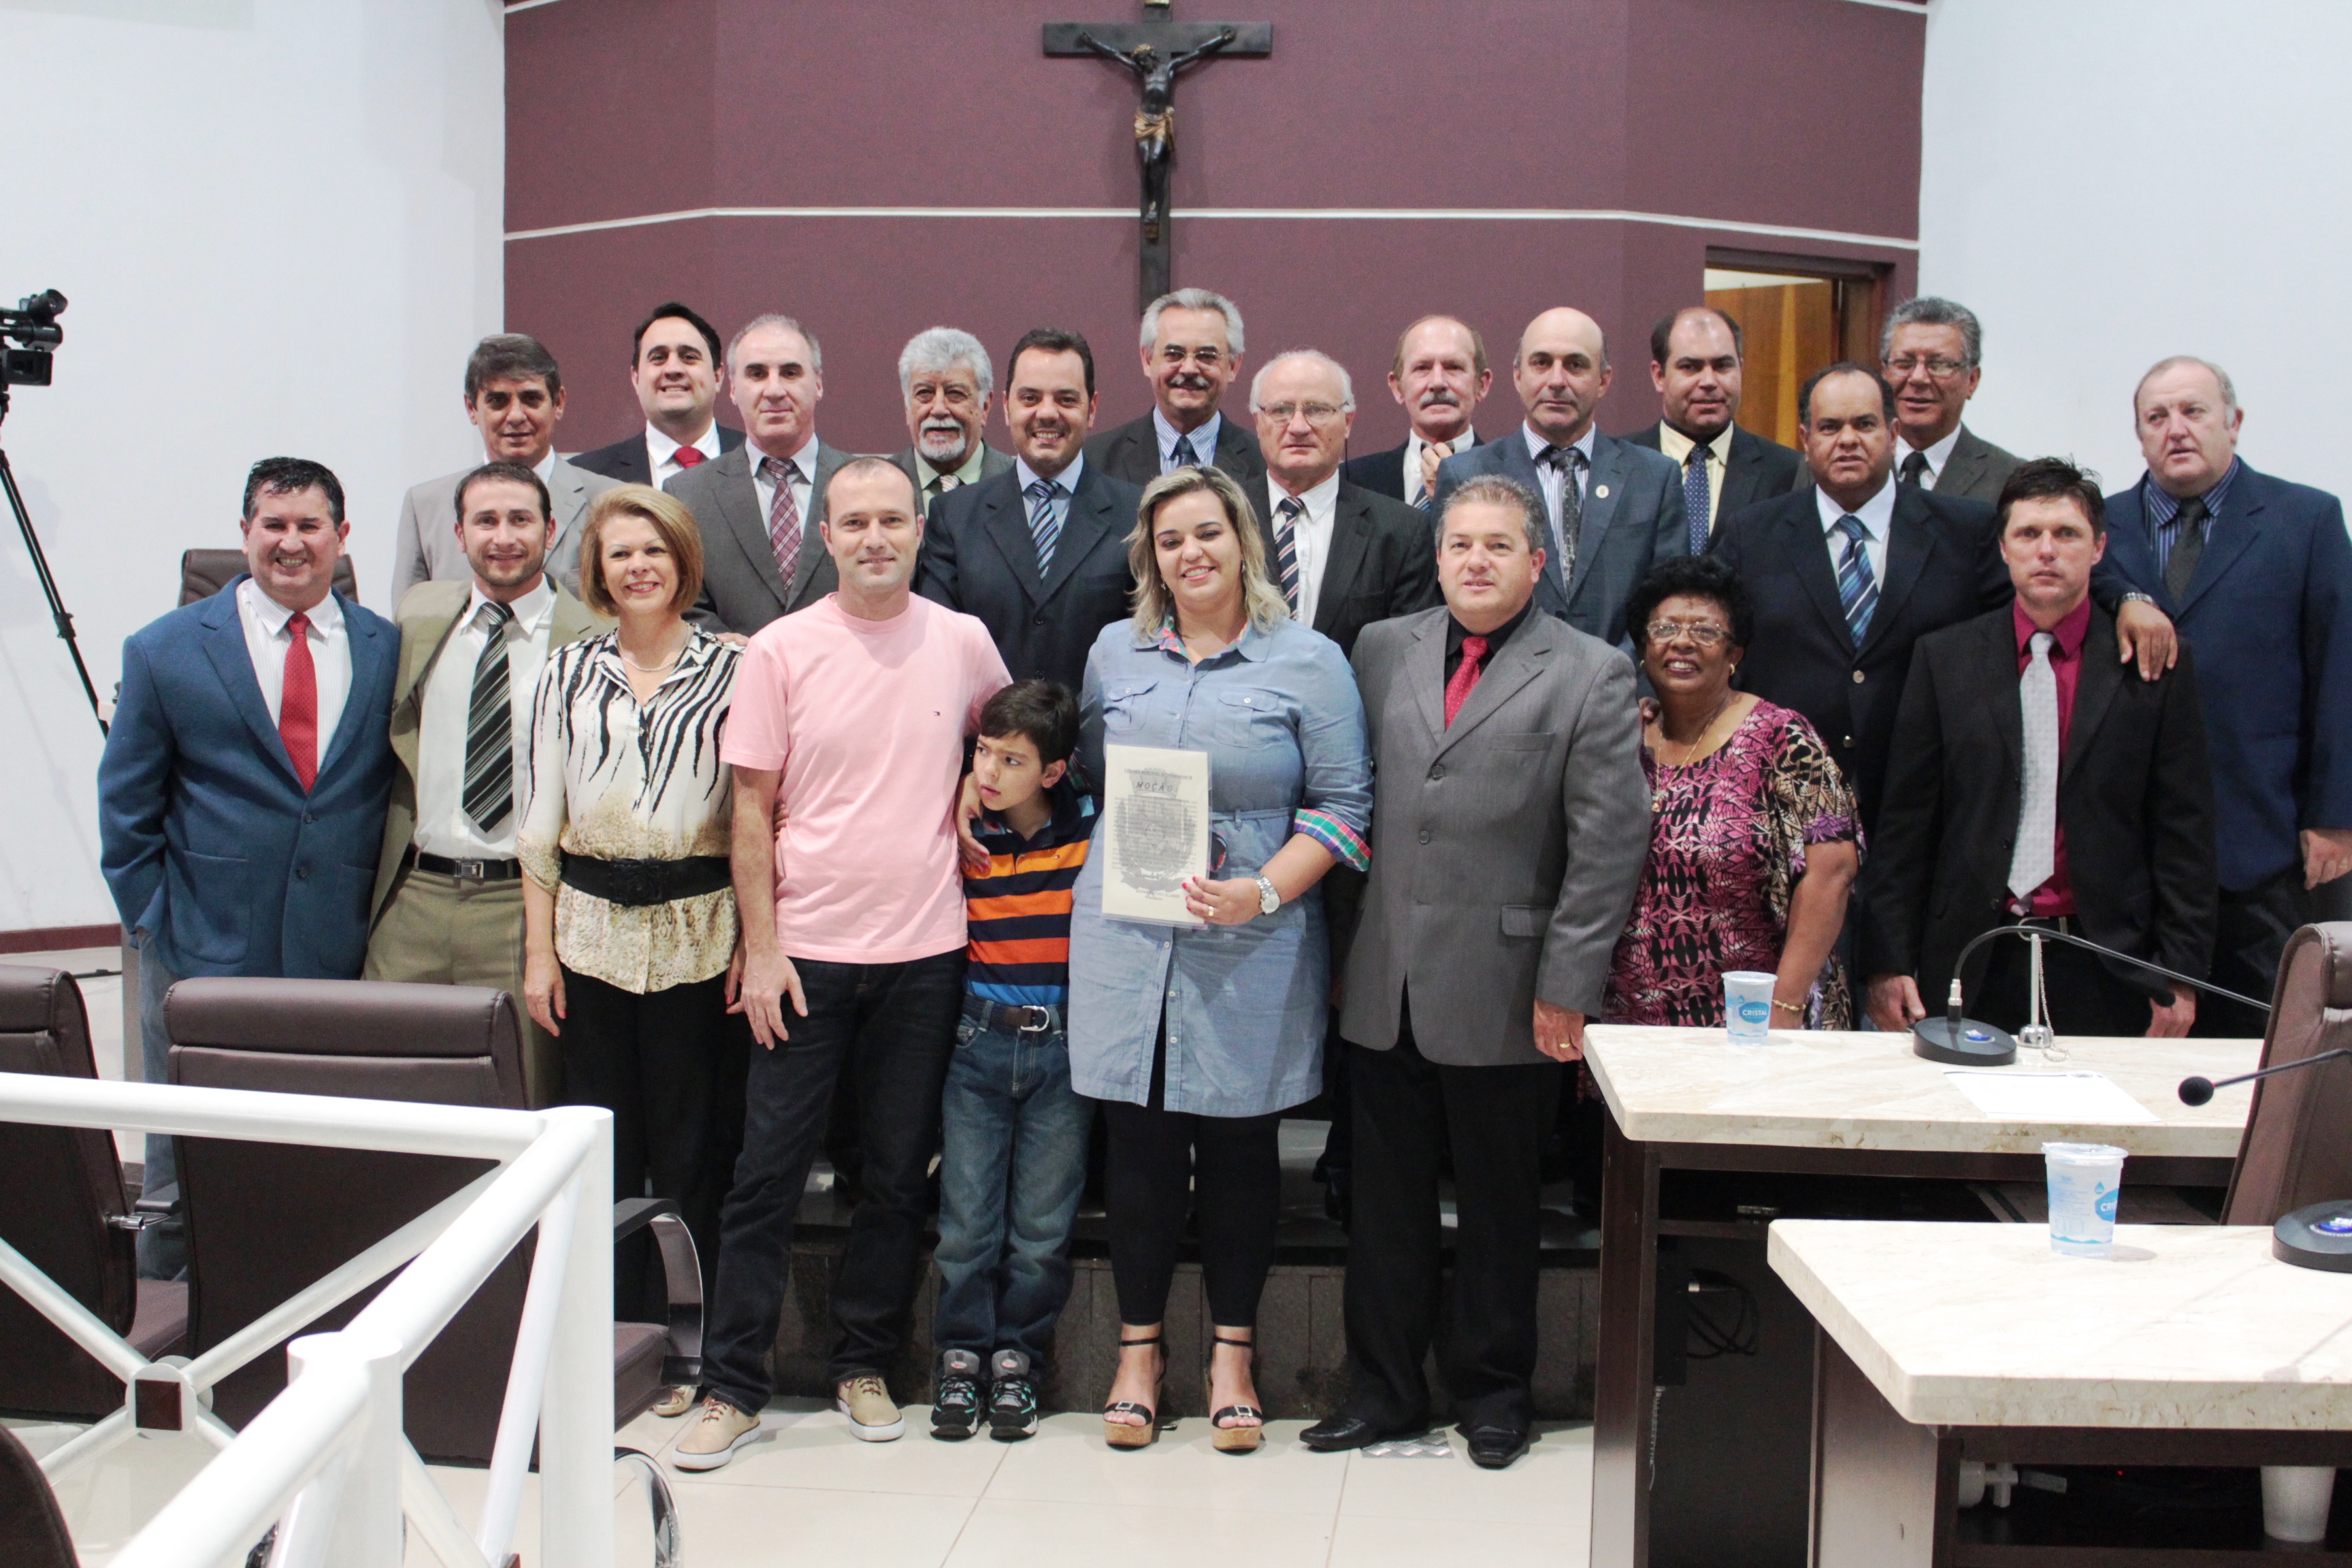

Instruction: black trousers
[559,965,749,1320]
[2198,869,2315,1039]
[1342,1002,1561,1433]
[1972,926,2159,1039]
[1099,1023,1283,1328]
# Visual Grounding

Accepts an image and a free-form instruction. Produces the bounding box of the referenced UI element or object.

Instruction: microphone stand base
[2274,1200,2352,1272]
[1912,1017,2019,1066]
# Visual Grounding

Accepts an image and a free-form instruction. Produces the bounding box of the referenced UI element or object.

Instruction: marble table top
[1769,1220,2352,1429]
[1582,1026,2259,1157]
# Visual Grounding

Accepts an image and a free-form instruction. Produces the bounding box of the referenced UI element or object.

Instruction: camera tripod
[0,384,108,737]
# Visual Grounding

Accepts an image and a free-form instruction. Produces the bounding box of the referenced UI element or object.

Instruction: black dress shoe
[1463,1424,1531,1469]
[1300,1413,1426,1453]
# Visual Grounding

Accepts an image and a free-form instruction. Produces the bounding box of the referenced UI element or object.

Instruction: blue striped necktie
[1026,478,1065,575]
[1170,434,1201,471]
[1833,514,1878,645]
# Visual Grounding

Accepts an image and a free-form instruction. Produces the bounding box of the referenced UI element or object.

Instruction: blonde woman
[1066,465,1373,1452]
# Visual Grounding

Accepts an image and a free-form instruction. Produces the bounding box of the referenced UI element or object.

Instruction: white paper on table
[1941,1068,2159,1124]
[1098,743,1211,928]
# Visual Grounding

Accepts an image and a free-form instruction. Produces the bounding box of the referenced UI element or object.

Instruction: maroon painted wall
[506,0,1921,458]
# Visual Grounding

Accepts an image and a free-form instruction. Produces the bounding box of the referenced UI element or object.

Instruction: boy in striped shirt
[932,681,1095,1441]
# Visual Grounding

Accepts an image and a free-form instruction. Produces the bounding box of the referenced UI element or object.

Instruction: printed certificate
[1099,744,1211,927]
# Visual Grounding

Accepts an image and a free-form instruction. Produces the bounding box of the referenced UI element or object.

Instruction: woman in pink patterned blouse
[1604,557,1861,1029]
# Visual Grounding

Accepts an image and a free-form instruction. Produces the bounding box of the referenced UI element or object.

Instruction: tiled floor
[12,1401,1594,1568]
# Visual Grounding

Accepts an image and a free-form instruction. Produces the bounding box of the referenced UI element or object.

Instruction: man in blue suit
[1429,306,1682,649]
[2093,357,2352,1036]
[99,457,398,1275]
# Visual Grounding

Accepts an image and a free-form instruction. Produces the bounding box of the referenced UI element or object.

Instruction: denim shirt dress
[1066,615,1373,1118]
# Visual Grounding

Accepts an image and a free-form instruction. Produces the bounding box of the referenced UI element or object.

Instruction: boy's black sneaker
[932,1350,983,1441]
[987,1349,1039,1441]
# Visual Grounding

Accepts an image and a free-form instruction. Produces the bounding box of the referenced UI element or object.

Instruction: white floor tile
[670,1400,1010,1499]
[1337,1422,1592,1527]
[945,1497,1335,1568]
[983,1411,1348,1516]
[664,1480,975,1568]
[1329,1512,1588,1568]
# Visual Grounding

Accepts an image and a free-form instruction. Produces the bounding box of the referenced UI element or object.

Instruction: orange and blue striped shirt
[963,782,1094,1007]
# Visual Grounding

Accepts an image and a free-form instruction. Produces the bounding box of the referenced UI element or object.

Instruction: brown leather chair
[179,549,359,608]
[0,1424,74,1568]
[2223,923,2352,1225]
[164,978,696,1463]
[0,965,188,1420]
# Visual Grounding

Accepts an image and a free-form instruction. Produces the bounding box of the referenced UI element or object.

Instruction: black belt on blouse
[559,852,732,907]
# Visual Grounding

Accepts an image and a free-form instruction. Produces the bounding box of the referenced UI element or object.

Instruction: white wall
[0,0,504,932]
[1919,0,2352,491]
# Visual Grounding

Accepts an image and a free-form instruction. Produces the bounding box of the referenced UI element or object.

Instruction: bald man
[1430,306,1682,649]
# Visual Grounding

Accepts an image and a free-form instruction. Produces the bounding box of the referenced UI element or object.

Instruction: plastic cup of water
[2042,1142,2126,1257]
[1723,972,1777,1045]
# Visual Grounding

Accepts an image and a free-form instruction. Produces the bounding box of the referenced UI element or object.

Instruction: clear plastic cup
[1723,971,1777,1045]
[2043,1142,2127,1258]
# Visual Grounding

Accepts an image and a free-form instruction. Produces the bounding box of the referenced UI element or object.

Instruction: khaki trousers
[364,868,559,1106]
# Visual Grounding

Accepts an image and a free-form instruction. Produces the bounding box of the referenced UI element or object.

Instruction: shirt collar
[1522,421,1596,465]
[977,776,1090,845]
[1154,406,1221,465]
[1138,612,1272,663]
[531,449,557,485]
[1406,426,1473,460]
[919,442,990,488]
[644,421,721,470]
[1654,421,1735,468]
[1015,453,1083,495]
[468,576,555,634]
[1448,596,1532,657]
[241,577,344,637]
[750,430,820,473]
[1815,475,1897,538]
[2145,455,2242,526]
[1903,423,1963,478]
[1270,468,1342,519]
[2013,594,2093,660]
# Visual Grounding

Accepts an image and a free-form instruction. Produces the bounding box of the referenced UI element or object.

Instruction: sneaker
[836,1374,906,1441]
[670,1397,763,1472]
[987,1349,1039,1441]
[651,1385,696,1419]
[931,1350,983,1441]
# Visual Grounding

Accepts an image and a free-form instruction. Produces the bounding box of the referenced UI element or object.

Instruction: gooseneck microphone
[2173,1048,2352,1273]
[2178,1047,2352,1107]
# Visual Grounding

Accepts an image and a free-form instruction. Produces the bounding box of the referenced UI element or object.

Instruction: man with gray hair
[1086,287,1267,486]
[887,327,1013,506]
[1880,295,2023,503]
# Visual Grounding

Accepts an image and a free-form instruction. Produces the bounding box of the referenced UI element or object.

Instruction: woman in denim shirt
[1068,466,1372,1453]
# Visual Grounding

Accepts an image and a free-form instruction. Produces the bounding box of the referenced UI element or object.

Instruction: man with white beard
[888,328,1015,505]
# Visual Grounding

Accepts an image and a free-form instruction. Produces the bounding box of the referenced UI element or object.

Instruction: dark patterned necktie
[2164,496,2208,602]
[1274,496,1303,614]
[1170,433,1201,471]
[461,601,517,832]
[1539,444,1584,585]
[762,455,803,587]
[1682,444,1711,557]
[1898,449,1930,488]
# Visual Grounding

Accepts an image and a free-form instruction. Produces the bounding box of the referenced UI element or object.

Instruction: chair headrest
[165,979,518,1060]
[2318,923,2352,1010]
[0,964,79,1034]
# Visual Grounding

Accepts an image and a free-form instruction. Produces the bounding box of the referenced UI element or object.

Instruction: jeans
[932,1004,1092,1368]
[700,951,966,1414]
[135,932,187,1281]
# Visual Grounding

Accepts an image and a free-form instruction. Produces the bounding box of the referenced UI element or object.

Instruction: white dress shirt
[1897,424,1962,489]
[749,430,821,532]
[414,578,557,860]
[1268,470,1341,628]
[644,421,724,484]
[237,578,353,761]
[1814,476,1896,589]
[1154,406,1223,473]
[1401,427,1474,508]
[1521,423,1597,553]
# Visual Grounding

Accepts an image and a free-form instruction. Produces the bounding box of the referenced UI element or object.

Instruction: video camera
[1,290,66,387]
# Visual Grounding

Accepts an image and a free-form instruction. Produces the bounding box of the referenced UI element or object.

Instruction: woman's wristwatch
[1254,875,1281,917]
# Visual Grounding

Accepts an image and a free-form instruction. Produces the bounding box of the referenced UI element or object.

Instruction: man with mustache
[1880,296,2021,504]
[917,328,1145,694]
[1431,307,1684,649]
[392,335,619,604]
[363,461,609,1109]
[99,457,398,1277]
[1085,288,1266,486]
[1342,314,1493,508]
[887,327,1013,506]
[572,302,747,487]
[1624,306,1804,555]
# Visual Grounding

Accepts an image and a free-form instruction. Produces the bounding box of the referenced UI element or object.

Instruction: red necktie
[280,610,319,791]
[673,445,705,468]
[1444,634,1488,728]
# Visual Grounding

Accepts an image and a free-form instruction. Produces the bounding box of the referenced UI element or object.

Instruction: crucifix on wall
[1046,3,1272,312]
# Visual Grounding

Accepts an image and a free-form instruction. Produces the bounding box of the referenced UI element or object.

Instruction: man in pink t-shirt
[679,457,1009,1467]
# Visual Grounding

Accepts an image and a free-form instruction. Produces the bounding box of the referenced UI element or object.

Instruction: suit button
[1033,613,1048,627]
[1852,670,1865,684]
[1418,830,1431,845]
[295,866,310,880]
[1842,736,1854,747]
[302,813,315,824]
[1429,765,1445,781]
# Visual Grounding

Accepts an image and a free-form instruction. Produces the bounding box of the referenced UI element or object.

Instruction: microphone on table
[2176,1048,2352,1273]
[1912,923,2272,1067]
[2178,1047,2352,1107]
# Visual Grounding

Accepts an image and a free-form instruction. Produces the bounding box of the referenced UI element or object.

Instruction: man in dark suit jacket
[918,328,1142,696]
[1341,314,1492,506]
[1622,305,1804,555]
[1863,458,2215,1040]
[1881,296,2023,504]
[2091,356,2352,1035]
[1303,471,1647,1469]
[1430,306,1682,649]
[570,301,747,487]
[1709,363,2008,838]
[1085,287,1265,487]
[885,326,1015,507]
[99,458,398,1276]
[1245,350,1439,659]
[666,314,852,633]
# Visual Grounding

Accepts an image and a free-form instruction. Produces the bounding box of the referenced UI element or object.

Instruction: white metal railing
[0,1071,615,1568]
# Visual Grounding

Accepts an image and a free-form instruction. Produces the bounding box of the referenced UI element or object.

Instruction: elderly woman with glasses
[1603,555,1861,1028]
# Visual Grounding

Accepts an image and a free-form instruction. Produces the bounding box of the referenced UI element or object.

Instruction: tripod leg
[0,442,109,737]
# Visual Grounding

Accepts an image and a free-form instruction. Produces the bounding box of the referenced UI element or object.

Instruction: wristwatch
[2119,591,2156,606]
[1254,875,1281,916]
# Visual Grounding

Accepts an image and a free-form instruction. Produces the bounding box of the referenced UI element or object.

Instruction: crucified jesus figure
[1076,26,1237,240]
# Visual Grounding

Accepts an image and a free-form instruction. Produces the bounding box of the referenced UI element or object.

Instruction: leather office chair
[163,978,698,1463]
[0,965,189,1420]
[178,549,359,608]
[0,1424,74,1568]
[2223,923,2352,1225]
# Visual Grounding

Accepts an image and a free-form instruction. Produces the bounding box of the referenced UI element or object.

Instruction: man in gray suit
[1430,307,1684,649]
[1881,295,2023,503]
[887,327,1013,506]
[1303,472,1648,1471]
[668,313,853,634]
[391,334,619,605]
